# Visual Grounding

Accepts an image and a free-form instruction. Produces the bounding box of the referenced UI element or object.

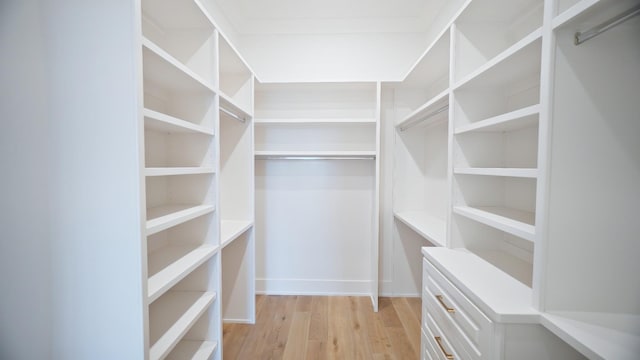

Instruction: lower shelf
[221,220,253,248]
[394,211,446,247]
[166,340,218,360]
[149,291,216,360]
[540,312,640,360]
[147,244,218,303]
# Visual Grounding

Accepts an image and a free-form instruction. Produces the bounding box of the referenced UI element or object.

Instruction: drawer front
[424,311,462,360]
[422,328,439,360]
[423,258,493,359]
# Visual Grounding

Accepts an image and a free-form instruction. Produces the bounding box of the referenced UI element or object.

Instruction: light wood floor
[223,295,422,360]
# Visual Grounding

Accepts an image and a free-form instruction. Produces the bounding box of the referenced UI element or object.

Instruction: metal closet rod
[255,155,376,160]
[220,106,246,123]
[400,104,449,132]
[574,4,640,45]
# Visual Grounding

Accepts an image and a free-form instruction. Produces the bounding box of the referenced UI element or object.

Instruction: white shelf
[166,340,218,360]
[144,108,214,136]
[396,89,449,130]
[219,91,253,121]
[254,118,376,124]
[394,211,446,247]
[146,205,215,236]
[422,247,538,323]
[221,220,253,249]
[255,150,376,159]
[454,105,540,134]
[454,28,542,90]
[147,244,218,303]
[454,167,538,178]
[453,206,535,242]
[149,291,216,360]
[540,312,640,360]
[141,0,214,30]
[142,37,215,93]
[145,167,215,177]
[552,0,601,29]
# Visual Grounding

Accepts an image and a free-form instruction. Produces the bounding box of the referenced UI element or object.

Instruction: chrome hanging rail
[574,4,640,45]
[255,155,376,161]
[220,106,246,123]
[400,104,449,132]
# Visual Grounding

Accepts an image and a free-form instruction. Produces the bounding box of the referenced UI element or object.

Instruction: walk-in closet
[2,0,638,359]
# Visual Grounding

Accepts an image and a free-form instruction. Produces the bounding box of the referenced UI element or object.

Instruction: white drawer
[422,328,439,360]
[424,311,462,360]
[423,258,493,359]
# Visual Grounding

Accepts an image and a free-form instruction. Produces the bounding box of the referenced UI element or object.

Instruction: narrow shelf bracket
[574,4,640,45]
[400,104,449,132]
[220,106,246,123]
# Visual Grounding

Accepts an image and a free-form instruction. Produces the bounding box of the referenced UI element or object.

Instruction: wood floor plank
[392,297,422,355]
[406,297,422,324]
[357,297,394,358]
[378,297,403,328]
[308,295,328,341]
[328,296,356,360]
[305,339,328,360]
[282,312,311,360]
[223,296,420,360]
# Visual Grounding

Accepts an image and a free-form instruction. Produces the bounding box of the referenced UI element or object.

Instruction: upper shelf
[219,92,253,122]
[455,105,540,134]
[422,247,538,323]
[396,89,449,131]
[255,150,377,160]
[142,0,214,30]
[394,211,446,247]
[142,37,216,94]
[254,118,376,125]
[144,108,214,136]
[453,28,542,90]
[454,167,538,178]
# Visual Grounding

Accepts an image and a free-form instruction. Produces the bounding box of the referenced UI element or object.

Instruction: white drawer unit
[423,311,462,360]
[423,258,494,360]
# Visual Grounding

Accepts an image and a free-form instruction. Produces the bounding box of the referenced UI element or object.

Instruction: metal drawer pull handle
[436,295,455,313]
[434,336,454,359]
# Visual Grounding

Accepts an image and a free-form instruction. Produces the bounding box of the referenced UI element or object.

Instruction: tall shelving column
[140,0,222,359]
[535,1,640,358]
[448,0,544,293]
[217,34,256,325]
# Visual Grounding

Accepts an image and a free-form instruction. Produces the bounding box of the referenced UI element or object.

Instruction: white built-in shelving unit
[141,0,220,358]
[390,26,451,252]
[217,35,256,325]
[139,0,255,358]
[254,82,381,310]
[395,0,639,359]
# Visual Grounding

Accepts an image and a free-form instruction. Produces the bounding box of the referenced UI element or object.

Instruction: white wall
[255,160,374,295]
[238,33,428,82]
[0,1,51,359]
[44,0,147,358]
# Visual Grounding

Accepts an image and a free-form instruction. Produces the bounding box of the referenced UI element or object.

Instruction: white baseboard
[222,318,254,324]
[256,278,371,296]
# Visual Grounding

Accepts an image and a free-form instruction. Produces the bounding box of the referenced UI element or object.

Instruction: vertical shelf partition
[217,35,256,325]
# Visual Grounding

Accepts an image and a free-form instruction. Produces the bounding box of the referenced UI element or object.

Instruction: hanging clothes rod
[220,106,246,123]
[400,104,449,132]
[574,4,640,45]
[255,155,376,160]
